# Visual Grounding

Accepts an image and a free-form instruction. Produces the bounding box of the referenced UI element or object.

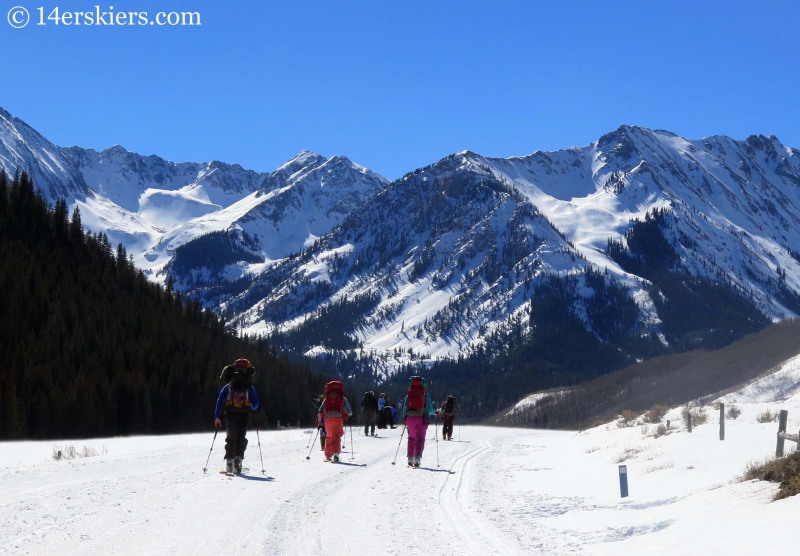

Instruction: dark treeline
[0,170,329,440]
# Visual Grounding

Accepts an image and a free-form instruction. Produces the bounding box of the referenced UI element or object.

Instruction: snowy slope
[156,151,389,283]
[0,108,89,200]
[3,358,800,555]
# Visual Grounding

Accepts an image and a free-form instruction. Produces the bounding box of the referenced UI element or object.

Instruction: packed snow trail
[3,401,800,555]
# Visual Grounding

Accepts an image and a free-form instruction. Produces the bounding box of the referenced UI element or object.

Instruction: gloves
[214,417,221,429]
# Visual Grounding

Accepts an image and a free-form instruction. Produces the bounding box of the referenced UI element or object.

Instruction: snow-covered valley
[3,358,800,555]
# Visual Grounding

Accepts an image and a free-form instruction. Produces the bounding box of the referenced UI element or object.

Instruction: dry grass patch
[52,444,107,460]
[741,450,800,501]
[612,444,649,463]
[584,445,602,454]
[644,460,674,473]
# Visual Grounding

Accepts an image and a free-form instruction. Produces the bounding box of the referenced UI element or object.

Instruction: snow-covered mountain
[191,126,800,369]
[0,108,89,200]
[2,105,800,370]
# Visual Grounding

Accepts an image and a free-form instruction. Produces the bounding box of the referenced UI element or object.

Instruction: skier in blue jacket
[214,359,260,475]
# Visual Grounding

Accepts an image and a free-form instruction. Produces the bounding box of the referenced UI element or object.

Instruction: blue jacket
[378,398,386,411]
[214,384,260,418]
[401,393,435,417]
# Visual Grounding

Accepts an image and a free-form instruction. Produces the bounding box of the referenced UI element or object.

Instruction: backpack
[363,392,379,412]
[324,381,346,415]
[220,358,255,387]
[406,376,426,411]
[444,397,455,414]
[222,359,255,413]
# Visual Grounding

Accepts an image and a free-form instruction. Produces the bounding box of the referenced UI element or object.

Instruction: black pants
[364,411,377,435]
[442,414,455,439]
[224,412,250,459]
[378,407,394,428]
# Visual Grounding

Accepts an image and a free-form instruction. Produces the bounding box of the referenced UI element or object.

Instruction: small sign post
[719,403,725,441]
[619,465,629,498]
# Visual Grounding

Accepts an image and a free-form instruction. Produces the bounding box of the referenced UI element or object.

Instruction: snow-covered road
[3,400,800,555]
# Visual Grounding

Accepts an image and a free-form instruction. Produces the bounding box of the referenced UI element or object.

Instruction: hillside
[0,170,327,440]
[494,318,800,429]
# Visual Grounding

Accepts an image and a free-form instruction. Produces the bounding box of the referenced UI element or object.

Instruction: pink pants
[406,416,429,457]
[324,418,344,458]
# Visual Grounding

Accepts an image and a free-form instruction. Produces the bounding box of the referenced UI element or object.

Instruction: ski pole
[435,416,440,468]
[202,428,219,473]
[391,423,407,465]
[253,414,266,475]
[350,422,355,460]
[306,426,321,460]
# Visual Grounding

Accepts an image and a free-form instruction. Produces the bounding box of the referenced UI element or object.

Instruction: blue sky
[2,0,799,179]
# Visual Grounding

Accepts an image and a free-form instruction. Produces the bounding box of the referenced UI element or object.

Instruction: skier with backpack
[317,381,353,462]
[214,358,260,475]
[361,391,379,436]
[439,395,461,440]
[402,376,436,468]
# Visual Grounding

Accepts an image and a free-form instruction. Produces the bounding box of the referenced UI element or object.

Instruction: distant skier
[214,358,260,475]
[378,393,397,429]
[317,381,353,462]
[440,395,461,440]
[361,391,379,436]
[314,395,327,450]
[402,376,435,468]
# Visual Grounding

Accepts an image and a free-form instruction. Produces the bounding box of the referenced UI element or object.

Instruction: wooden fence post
[719,403,725,441]
[776,410,788,457]
[687,409,692,433]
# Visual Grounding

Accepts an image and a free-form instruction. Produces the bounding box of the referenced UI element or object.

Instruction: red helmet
[234,358,252,369]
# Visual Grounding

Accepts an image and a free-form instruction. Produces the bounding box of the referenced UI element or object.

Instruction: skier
[317,381,353,462]
[402,376,435,468]
[314,395,327,450]
[378,393,397,429]
[214,358,260,475]
[361,391,379,436]
[439,395,461,440]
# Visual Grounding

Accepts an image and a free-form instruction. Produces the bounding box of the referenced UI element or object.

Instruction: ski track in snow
[4,392,800,556]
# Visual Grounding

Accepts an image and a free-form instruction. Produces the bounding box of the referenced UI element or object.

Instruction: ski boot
[413,456,421,468]
[225,458,234,474]
[408,456,415,467]
[333,453,340,463]
[233,457,243,474]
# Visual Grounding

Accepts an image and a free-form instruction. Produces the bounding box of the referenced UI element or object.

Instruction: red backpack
[406,376,426,411]
[324,381,346,415]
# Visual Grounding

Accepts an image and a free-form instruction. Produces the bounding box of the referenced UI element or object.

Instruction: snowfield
[3,364,800,555]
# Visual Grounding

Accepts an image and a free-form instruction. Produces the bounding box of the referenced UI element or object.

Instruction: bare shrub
[645,404,670,423]
[619,409,639,427]
[693,408,708,425]
[653,424,668,439]
[726,404,742,420]
[681,406,708,427]
[64,445,77,459]
[741,450,800,501]
[584,445,602,454]
[757,410,777,423]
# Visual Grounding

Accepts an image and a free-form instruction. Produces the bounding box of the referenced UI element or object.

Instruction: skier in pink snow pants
[405,416,428,459]
[402,376,436,468]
